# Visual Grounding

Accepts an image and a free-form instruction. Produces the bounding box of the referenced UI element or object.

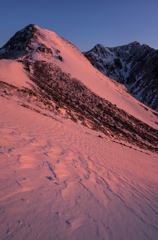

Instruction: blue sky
[0,0,158,51]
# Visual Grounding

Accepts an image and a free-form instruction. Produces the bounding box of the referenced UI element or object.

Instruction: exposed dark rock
[85,42,158,111]
[58,55,63,61]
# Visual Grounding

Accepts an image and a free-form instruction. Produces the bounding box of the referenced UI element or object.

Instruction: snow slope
[0,96,158,240]
[27,25,158,129]
[0,59,33,88]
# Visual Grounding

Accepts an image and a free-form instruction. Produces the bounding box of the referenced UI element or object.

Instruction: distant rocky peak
[85,41,158,111]
[128,41,141,46]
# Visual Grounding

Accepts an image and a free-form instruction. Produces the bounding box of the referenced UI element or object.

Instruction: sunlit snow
[0,97,158,240]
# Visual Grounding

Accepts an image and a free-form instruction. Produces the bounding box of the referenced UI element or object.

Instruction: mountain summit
[85,42,158,111]
[0,24,37,59]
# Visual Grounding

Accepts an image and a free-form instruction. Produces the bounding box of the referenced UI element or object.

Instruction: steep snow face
[85,42,158,111]
[0,96,158,240]
[0,24,157,129]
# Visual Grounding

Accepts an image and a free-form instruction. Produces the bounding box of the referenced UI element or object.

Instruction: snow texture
[0,97,158,240]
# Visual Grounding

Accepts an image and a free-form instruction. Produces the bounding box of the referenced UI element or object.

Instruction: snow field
[0,97,158,240]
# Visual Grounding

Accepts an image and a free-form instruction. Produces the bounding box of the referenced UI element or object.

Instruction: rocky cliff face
[85,42,158,111]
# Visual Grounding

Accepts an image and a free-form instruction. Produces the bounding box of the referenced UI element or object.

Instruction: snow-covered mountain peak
[0,24,58,60]
[0,24,91,75]
[0,24,65,60]
[0,24,158,154]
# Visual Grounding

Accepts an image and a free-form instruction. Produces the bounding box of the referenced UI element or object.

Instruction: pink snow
[0,59,33,88]
[29,26,158,129]
[0,97,158,240]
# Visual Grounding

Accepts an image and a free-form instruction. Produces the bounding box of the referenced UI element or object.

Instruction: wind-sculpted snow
[0,97,158,240]
[85,42,158,111]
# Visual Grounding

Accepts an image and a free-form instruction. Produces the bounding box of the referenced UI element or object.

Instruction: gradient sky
[0,0,158,52]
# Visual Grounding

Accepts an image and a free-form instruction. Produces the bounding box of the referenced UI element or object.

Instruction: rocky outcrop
[85,42,158,111]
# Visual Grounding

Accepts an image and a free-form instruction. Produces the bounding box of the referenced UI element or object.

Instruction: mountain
[0,24,158,152]
[84,42,158,111]
[0,24,158,240]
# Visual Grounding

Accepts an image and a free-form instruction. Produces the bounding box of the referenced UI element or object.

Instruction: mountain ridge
[84,42,158,111]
